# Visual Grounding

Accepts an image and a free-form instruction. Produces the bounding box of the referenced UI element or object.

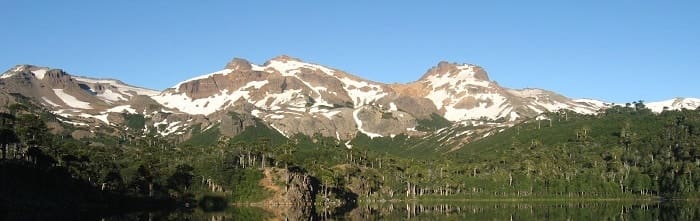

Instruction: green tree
[167,164,195,192]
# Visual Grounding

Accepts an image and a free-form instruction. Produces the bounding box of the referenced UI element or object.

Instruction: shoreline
[357,197,663,203]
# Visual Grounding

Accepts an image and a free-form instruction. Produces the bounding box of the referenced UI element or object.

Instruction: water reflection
[96,201,700,221]
[105,207,272,221]
[350,202,664,221]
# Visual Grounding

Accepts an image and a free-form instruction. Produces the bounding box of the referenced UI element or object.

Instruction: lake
[9,200,700,220]
[104,200,698,221]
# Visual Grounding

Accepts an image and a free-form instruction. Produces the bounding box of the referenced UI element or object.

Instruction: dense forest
[2,99,700,218]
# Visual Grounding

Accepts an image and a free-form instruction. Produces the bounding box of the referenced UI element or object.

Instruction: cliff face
[259,168,315,220]
[260,168,314,205]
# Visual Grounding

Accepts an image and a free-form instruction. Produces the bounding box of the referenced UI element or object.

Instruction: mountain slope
[151,56,431,140]
[647,98,700,113]
[393,61,604,122]
[144,56,609,141]
[0,65,208,138]
[0,55,645,146]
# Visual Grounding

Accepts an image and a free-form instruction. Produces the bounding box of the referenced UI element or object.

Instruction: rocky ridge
[3,55,687,145]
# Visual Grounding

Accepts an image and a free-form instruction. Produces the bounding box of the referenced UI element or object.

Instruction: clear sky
[1,1,698,103]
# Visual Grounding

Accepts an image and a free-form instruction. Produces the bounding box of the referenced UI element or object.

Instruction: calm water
[9,201,700,220]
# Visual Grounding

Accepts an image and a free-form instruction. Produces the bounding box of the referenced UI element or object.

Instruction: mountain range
[1,55,697,147]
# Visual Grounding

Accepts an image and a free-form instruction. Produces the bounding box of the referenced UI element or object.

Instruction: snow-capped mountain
[0,55,635,142]
[647,98,700,113]
[0,65,160,109]
[393,61,606,122]
[152,56,425,140]
[0,64,202,137]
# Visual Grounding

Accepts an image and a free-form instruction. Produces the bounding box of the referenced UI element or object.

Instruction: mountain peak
[1,65,27,76]
[1,64,54,80]
[420,61,489,82]
[269,55,303,63]
[224,57,253,71]
[0,55,640,143]
[7,64,49,73]
[11,64,30,72]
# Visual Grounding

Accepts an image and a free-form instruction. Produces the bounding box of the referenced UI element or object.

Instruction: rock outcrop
[261,168,314,206]
[259,168,315,220]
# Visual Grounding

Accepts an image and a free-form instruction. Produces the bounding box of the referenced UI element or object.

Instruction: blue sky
[1,1,698,103]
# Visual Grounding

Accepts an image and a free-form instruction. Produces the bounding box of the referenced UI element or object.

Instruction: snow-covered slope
[419,63,508,121]
[0,56,619,142]
[151,56,408,140]
[74,76,160,101]
[573,98,611,110]
[0,65,198,137]
[506,88,603,115]
[647,98,700,113]
[393,61,605,122]
[147,56,613,140]
[156,56,392,115]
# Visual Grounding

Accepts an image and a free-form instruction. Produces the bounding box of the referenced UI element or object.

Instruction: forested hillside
[452,103,700,198]
[2,97,699,218]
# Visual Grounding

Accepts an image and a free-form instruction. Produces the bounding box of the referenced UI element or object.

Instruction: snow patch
[269,124,288,138]
[32,69,48,80]
[508,88,547,98]
[388,102,398,112]
[434,93,510,121]
[454,130,473,137]
[269,114,285,119]
[244,80,268,89]
[254,89,304,110]
[42,97,60,107]
[425,65,490,89]
[528,105,544,114]
[573,98,609,108]
[53,89,92,109]
[534,99,597,115]
[251,109,262,118]
[97,89,128,102]
[74,77,160,96]
[345,140,353,149]
[251,64,266,71]
[154,80,268,115]
[0,73,14,79]
[647,98,700,113]
[353,107,383,138]
[1,66,24,79]
[92,114,110,124]
[107,105,137,114]
[509,111,520,121]
[160,121,183,136]
[339,77,388,107]
[59,119,89,127]
[265,59,337,77]
[321,110,342,119]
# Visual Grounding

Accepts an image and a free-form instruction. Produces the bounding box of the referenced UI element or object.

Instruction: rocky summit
[0,55,693,147]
